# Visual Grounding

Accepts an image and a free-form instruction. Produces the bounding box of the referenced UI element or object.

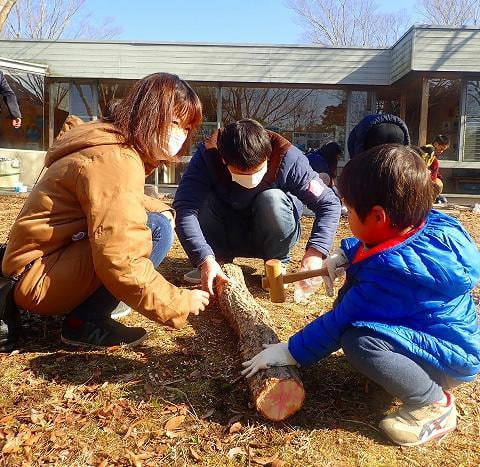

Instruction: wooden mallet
[262,259,329,303]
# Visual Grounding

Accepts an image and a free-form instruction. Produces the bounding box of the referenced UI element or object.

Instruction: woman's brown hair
[111,73,202,168]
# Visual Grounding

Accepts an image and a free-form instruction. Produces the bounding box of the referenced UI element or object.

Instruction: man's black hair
[218,119,272,171]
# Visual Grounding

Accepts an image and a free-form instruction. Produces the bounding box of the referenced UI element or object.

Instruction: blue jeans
[68,212,173,322]
[198,189,301,264]
[341,327,462,407]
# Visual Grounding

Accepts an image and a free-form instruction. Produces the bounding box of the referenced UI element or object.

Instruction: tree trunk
[217,263,305,421]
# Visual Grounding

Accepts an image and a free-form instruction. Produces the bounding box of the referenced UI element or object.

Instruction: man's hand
[200,255,230,296]
[241,343,298,378]
[300,246,325,271]
[12,118,21,128]
[186,289,210,315]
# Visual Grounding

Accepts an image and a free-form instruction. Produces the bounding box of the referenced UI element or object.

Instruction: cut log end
[256,377,305,422]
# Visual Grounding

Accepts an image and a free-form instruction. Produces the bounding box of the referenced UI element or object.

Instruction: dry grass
[1,194,479,466]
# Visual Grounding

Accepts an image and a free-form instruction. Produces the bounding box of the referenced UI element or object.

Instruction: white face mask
[229,163,268,189]
[166,128,187,157]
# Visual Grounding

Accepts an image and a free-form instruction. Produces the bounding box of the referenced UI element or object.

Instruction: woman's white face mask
[166,127,188,157]
[229,162,268,189]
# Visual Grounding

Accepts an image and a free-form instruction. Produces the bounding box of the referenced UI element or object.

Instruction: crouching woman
[1,73,209,350]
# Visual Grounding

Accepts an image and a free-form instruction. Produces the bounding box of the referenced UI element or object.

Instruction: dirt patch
[1,195,479,466]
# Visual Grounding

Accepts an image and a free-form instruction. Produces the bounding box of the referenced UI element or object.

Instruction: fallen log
[217,263,305,422]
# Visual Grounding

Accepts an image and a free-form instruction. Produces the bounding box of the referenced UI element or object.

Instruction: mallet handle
[283,266,329,284]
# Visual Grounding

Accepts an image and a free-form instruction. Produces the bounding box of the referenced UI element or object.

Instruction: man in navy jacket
[0,71,22,128]
[173,119,341,294]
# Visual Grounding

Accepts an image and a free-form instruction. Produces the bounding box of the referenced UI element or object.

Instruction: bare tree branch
[0,0,16,31]
[418,0,480,26]
[286,0,410,47]
[1,0,121,40]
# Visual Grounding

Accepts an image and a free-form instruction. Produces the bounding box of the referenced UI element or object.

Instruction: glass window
[70,82,97,121]
[0,70,45,150]
[376,87,400,116]
[98,80,134,118]
[426,79,461,161]
[221,86,347,153]
[464,80,480,162]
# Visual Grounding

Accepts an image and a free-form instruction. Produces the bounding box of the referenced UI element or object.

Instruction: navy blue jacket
[347,113,410,158]
[306,150,331,176]
[173,130,341,267]
[289,210,480,382]
[0,71,21,119]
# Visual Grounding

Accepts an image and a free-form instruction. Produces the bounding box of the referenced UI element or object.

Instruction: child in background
[421,134,450,204]
[306,141,342,188]
[242,144,480,447]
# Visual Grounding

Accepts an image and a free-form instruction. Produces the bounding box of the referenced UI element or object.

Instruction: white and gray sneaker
[111,302,132,320]
[379,391,457,446]
[183,268,201,285]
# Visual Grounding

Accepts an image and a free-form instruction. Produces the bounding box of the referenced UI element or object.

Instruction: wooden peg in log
[217,263,305,421]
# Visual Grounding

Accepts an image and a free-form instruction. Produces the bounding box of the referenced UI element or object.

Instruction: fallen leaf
[144,383,153,396]
[201,409,215,419]
[227,447,246,458]
[164,415,185,431]
[271,459,286,467]
[229,421,243,434]
[24,431,41,446]
[227,414,243,425]
[0,414,14,424]
[251,454,279,465]
[97,459,108,467]
[189,446,202,461]
[63,386,76,400]
[2,436,21,453]
[165,430,186,438]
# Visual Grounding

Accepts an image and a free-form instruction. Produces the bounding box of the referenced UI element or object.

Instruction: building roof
[0,25,478,86]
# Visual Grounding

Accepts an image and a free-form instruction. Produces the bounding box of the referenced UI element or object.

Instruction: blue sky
[85,0,420,44]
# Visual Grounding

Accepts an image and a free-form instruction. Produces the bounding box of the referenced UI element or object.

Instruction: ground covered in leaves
[1,194,479,466]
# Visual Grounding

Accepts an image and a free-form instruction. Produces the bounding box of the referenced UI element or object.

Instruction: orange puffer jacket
[2,119,191,328]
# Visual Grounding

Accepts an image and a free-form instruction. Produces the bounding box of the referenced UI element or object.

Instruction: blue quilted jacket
[289,210,480,381]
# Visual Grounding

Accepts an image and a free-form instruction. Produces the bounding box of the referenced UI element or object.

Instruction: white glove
[322,247,349,297]
[241,343,298,379]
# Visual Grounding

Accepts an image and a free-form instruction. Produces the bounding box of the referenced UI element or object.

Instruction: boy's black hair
[432,134,450,146]
[338,144,433,229]
[218,119,272,170]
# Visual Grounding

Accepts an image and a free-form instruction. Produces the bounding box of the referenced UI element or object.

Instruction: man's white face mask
[166,127,187,157]
[229,162,268,189]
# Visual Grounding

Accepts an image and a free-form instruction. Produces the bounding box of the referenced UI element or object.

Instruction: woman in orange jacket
[1,73,210,351]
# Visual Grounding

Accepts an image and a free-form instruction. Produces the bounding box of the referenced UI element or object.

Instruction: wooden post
[217,264,305,421]
[419,77,430,146]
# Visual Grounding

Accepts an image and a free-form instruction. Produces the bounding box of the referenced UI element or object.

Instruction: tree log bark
[217,263,305,421]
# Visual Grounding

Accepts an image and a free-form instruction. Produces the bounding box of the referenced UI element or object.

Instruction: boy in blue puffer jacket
[242,144,480,447]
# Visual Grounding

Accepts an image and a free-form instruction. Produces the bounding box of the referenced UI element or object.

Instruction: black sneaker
[0,291,20,354]
[61,316,147,349]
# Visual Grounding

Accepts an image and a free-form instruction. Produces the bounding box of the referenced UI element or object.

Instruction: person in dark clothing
[173,119,341,295]
[0,71,22,128]
[347,113,410,158]
[306,141,342,188]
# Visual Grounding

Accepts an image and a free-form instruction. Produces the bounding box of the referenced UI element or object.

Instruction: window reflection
[0,71,45,150]
[427,79,461,161]
[221,86,347,153]
[464,80,480,162]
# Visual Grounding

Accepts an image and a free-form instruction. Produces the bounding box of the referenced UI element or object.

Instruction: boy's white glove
[323,247,349,297]
[241,343,298,379]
